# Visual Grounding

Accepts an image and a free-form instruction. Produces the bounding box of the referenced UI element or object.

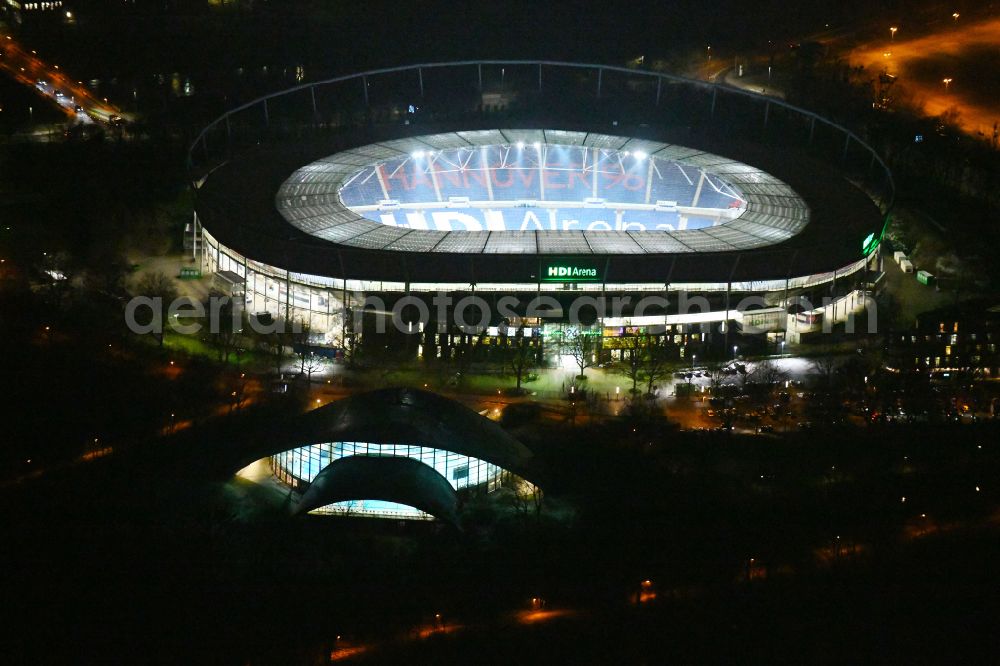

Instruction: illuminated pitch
[338,143,746,232]
[276,129,810,255]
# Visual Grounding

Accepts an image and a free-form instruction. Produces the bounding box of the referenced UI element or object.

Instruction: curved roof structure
[294,455,459,526]
[275,130,810,255]
[212,387,541,489]
[282,387,540,482]
[197,126,882,285]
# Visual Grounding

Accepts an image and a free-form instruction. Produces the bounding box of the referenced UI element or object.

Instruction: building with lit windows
[2,0,69,23]
[191,61,892,361]
[4,0,64,11]
[890,301,1000,378]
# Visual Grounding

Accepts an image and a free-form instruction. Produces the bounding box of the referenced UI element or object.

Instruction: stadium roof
[195,122,884,284]
[275,130,810,255]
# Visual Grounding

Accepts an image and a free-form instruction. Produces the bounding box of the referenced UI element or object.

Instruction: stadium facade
[191,61,892,361]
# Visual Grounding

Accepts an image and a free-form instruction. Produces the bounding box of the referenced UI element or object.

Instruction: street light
[952,12,960,21]
[890,26,897,40]
[707,45,712,61]
[733,345,738,359]
[943,77,953,92]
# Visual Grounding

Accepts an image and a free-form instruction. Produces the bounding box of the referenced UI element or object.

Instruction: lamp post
[943,77,953,92]
[890,26,897,40]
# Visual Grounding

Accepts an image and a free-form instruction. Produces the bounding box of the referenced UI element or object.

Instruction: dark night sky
[55,0,907,73]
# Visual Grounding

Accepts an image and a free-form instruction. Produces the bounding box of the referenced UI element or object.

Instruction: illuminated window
[268,441,505,519]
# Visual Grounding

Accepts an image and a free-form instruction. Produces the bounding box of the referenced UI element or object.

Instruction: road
[841,17,1000,136]
[0,33,122,125]
[294,352,834,434]
[687,14,1000,139]
[721,66,786,100]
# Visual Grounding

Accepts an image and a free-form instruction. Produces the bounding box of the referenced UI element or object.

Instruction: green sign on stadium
[862,215,890,257]
[541,260,602,282]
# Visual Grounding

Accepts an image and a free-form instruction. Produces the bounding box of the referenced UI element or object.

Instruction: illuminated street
[843,17,1000,134]
[0,33,121,123]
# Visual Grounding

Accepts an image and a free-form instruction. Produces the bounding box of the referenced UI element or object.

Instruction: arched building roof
[267,387,541,483]
[294,455,460,526]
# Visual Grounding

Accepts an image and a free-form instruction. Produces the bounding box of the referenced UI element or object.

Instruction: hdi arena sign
[541,260,602,282]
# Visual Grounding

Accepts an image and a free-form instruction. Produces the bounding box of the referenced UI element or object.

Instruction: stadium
[191,61,892,360]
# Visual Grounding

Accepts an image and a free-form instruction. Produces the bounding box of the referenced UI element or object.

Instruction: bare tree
[302,351,326,384]
[292,319,314,376]
[251,319,291,376]
[208,297,241,363]
[565,330,599,379]
[753,359,789,387]
[748,359,788,408]
[332,499,359,519]
[639,338,673,397]
[530,482,544,517]
[508,478,543,519]
[505,326,536,392]
[704,360,730,396]
[331,331,360,368]
[291,320,329,382]
[810,355,839,390]
[134,271,178,348]
[616,334,646,394]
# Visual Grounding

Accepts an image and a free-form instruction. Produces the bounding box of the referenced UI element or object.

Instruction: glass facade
[269,441,504,519]
[310,499,434,520]
[201,225,874,338]
[202,229,348,341]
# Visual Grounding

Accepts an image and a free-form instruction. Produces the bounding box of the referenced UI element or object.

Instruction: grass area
[157,327,272,369]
